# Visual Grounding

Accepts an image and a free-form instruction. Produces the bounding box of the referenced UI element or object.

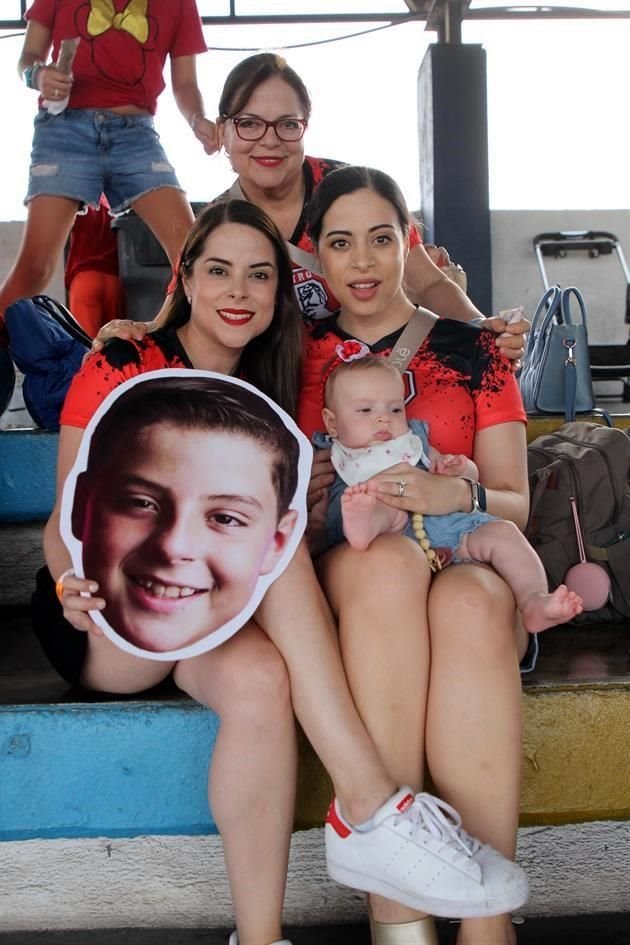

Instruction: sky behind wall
[0,2,629,220]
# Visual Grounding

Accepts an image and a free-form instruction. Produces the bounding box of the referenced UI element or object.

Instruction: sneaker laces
[395,792,482,859]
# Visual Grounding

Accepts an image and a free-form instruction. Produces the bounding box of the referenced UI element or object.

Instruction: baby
[316,347,583,635]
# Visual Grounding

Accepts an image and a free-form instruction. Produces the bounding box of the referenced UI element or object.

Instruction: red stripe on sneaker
[326,799,351,838]
[396,793,414,814]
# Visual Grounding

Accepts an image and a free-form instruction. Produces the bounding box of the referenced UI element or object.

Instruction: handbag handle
[524,285,562,359]
[560,287,588,423]
[560,286,587,328]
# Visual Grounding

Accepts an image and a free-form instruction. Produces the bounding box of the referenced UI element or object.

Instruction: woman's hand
[88,317,153,357]
[307,448,334,514]
[37,63,73,101]
[306,448,334,554]
[58,572,106,636]
[192,115,219,155]
[484,308,530,371]
[369,462,469,516]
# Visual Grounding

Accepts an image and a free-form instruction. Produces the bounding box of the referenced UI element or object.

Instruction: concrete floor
[2,914,630,945]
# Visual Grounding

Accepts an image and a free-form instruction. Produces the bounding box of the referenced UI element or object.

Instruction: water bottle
[43,37,79,115]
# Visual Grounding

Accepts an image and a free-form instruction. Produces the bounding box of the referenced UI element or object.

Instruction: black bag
[526,421,630,623]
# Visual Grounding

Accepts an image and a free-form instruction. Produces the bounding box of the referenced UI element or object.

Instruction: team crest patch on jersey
[293,268,337,322]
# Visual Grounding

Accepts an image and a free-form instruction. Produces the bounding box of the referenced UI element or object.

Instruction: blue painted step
[0,696,220,841]
[0,429,57,522]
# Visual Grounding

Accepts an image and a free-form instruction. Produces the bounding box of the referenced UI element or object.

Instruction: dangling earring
[186,295,192,304]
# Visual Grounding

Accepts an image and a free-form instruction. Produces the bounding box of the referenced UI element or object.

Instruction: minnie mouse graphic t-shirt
[25,0,207,114]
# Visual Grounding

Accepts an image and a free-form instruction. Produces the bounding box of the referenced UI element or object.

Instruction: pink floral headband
[321,338,371,405]
[334,339,371,363]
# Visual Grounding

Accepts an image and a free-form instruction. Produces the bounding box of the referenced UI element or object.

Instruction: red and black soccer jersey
[298,316,526,456]
[61,328,191,429]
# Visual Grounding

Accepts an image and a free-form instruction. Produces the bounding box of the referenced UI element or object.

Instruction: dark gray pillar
[417,43,492,313]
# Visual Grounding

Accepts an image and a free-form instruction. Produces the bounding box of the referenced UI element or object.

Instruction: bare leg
[317,534,434,926]
[427,564,524,945]
[342,483,408,550]
[255,540,397,825]
[175,623,296,945]
[460,521,583,633]
[0,196,79,314]
[131,188,195,272]
[80,630,175,692]
[81,624,295,945]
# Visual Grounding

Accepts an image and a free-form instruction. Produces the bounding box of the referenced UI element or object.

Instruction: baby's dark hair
[324,355,403,407]
[84,376,300,519]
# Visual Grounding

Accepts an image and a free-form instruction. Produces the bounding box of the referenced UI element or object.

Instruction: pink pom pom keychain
[564,496,611,611]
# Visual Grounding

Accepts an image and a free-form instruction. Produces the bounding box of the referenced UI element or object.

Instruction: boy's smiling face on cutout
[76,422,297,652]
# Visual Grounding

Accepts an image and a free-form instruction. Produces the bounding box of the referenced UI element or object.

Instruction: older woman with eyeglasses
[92,52,528,358]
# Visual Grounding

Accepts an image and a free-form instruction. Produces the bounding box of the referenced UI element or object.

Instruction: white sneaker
[325,788,529,918]
[228,934,292,945]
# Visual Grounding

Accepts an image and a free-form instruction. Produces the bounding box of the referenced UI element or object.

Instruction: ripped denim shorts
[26,108,183,212]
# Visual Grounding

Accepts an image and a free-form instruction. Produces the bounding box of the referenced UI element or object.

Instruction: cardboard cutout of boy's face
[61,371,310,661]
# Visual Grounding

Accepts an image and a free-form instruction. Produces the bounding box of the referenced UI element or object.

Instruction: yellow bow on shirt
[87,0,149,45]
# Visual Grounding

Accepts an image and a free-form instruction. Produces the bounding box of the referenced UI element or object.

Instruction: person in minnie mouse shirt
[0,0,217,321]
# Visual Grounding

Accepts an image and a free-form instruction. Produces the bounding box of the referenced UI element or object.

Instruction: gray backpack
[526,421,630,624]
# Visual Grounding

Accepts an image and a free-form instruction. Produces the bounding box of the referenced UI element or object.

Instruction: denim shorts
[26,108,184,212]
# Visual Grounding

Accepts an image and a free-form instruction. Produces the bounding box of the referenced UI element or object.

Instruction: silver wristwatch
[460,477,487,513]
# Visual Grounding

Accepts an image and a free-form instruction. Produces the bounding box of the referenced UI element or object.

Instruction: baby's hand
[434,453,470,477]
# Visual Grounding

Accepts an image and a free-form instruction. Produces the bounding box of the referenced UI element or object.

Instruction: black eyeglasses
[229,116,308,142]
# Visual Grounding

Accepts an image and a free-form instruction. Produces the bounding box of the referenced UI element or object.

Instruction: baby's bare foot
[341,489,381,550]
[521,584,583,634]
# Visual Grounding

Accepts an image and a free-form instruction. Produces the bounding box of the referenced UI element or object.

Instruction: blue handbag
[519,285,594,421]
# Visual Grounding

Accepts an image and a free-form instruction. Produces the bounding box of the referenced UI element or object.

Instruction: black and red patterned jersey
[61,328,191,429]
[298,316,526,456]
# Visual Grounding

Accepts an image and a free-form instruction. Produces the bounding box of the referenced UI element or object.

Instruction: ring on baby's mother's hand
[397,479,407,498]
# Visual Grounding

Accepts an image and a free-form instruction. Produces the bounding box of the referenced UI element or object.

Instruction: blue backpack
[4,295,91,430]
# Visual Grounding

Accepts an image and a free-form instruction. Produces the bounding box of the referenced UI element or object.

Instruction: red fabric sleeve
[24,0,55,29]
[60,352,142,429]
[170,0,207,57]
[473,346,527,432]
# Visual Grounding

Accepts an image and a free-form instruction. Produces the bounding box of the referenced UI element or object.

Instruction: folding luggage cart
[533,230,630,401]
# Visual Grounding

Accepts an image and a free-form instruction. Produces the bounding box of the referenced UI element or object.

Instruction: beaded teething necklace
[412,513,442,572]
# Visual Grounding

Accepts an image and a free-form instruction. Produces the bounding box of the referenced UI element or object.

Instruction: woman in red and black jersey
[303,165,531,945]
